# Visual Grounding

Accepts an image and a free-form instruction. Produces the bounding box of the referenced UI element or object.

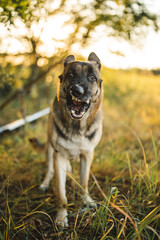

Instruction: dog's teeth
[85,99,90,104]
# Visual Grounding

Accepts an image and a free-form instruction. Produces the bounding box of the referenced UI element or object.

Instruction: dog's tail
[29,138,45,153]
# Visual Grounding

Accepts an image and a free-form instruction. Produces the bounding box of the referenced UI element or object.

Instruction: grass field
[0,67,160,239]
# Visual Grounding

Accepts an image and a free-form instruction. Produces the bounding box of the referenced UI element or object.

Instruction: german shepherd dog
[31,52,103,227]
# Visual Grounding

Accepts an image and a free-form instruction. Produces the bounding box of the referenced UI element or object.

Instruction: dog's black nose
[70,84,84,97]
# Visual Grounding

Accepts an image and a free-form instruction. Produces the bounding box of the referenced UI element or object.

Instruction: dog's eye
[68,73,74,78]
[88,75,97,82]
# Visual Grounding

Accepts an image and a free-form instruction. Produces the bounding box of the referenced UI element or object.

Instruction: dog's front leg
[80,151,97,208]
[54,152,69,227]
[40,141,54,192]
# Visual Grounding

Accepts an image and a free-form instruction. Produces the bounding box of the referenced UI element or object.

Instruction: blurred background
[0,1,160,239]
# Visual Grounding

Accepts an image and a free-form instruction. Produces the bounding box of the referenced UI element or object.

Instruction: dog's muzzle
[67,84,91,120]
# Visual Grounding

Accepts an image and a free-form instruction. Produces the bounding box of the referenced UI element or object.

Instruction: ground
[0,68,160,239]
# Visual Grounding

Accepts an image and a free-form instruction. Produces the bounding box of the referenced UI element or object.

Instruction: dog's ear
[88,52,101,70]
[64,55,75,67]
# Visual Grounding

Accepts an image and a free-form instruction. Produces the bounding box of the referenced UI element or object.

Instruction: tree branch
[0,59,63,111]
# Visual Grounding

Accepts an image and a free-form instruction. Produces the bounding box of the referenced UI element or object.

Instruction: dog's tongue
[73,99,83,107]
[73,99,81,106]
[72,99,84,114]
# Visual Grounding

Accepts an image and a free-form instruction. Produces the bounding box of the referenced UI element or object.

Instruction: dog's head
[58,52,102,120]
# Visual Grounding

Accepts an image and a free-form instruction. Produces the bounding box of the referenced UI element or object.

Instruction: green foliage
[0,62,30,92]
[0,0,159,41]
[0,0,44,24]
[73,0,160,42]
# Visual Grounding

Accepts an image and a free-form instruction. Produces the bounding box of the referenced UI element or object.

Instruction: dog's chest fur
[48,101,102,158]
[57,122,102,157]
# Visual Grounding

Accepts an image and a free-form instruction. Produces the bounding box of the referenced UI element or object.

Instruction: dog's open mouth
[67,93,90,120]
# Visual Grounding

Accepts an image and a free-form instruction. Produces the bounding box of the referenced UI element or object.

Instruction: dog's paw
[39,183,49,193]
[39,171,54,192]
[83,194,97,209]
[55,208,69,228]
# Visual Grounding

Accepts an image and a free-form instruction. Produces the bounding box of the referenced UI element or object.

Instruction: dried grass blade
[91,172,141,240]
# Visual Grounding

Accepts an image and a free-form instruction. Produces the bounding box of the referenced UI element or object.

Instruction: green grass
[0,68,160,239]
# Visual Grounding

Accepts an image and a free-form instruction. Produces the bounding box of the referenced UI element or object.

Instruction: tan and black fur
[33,52,103,227]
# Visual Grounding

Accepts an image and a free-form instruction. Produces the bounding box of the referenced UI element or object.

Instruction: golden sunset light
[0,1,160,239]
[0,0,160,69]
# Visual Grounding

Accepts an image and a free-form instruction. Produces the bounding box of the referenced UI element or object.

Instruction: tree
[0,0,159,112]
[1,0,159,46]
[0,0,44,24]
[76,0,159,41]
